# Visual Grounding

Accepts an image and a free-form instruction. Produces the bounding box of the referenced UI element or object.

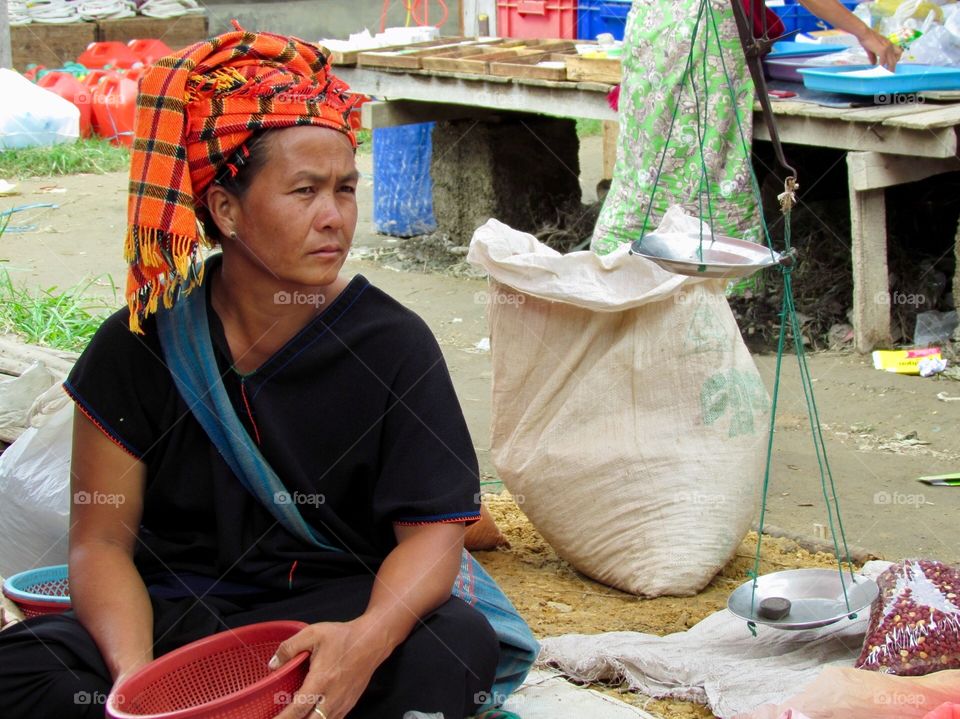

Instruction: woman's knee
[409,598,499,707]
[0,615,111,719]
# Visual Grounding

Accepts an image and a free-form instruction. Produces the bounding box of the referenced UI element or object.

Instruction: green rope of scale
[668,0,861,631]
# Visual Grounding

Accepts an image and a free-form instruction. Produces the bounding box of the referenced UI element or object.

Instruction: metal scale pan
[630,232,785,279]
[728,568,879,630]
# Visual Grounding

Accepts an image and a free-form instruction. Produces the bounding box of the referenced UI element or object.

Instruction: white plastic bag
[0,361,57,431]
[0,390,73,577]
[468,217,768,597]
[904,23,960,65]
[0,68,80,150]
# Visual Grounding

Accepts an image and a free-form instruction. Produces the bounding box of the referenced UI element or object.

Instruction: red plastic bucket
[77,41,140,70]
[107,621,310,719]
[91,73,138,146]
[38,71,93,138]
[127,39,173,66]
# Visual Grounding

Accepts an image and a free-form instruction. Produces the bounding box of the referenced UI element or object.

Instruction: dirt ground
[2,136,959,716]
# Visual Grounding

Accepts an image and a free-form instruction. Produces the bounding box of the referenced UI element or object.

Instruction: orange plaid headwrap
[125,23,357,333]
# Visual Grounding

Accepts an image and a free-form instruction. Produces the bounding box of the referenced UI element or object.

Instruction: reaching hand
[859,30,903,71]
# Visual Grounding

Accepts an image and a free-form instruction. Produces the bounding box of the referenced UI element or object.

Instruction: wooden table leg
[847,178,891,353]
[846,151,960,352]
[602,120,618,180]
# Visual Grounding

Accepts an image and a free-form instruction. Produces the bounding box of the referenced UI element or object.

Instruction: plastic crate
[497,0,577,39]
[768,1,858,35]
[577,0,631,41]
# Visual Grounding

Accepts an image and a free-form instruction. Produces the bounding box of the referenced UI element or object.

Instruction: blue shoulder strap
[156,284,341,551]
[156,281,538,707]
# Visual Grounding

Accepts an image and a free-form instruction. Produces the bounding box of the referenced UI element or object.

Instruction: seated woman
[0,26,537,719]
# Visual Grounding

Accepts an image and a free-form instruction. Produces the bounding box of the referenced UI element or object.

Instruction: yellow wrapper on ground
[872,347,941,374]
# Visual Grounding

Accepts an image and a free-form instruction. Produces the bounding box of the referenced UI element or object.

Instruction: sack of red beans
[856,559,960,676]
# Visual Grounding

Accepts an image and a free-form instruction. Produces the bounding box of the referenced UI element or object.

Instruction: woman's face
[226,126,359,288]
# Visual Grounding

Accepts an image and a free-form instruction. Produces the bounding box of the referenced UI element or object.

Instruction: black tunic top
[64,258,482,594]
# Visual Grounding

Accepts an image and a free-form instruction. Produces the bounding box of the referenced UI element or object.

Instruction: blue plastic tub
[577,0,631,41]
[798,64,960,95]
[373,123,437,238]
[768,40,847,57]
[768,1,858,35]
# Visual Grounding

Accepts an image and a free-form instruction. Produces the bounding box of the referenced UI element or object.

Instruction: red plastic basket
[107,621,310,719]
[2,565,71,619]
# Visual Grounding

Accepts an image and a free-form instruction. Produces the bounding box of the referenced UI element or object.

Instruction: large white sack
[0,68,80,150]
[0,391,73,577]
[468,218,769,597]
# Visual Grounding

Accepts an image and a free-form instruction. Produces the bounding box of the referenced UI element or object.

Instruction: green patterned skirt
[591,0,760,255]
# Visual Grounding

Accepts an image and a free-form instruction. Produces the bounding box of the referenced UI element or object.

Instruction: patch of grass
[0,138,130,179]
[355,128,373,154]
[0,269,116,352]
[576,118,603,138]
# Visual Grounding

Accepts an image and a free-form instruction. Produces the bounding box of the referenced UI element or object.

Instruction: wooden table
[338,63,960,352]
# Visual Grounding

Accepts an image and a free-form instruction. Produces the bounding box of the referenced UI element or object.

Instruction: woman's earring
[229,230,238,240]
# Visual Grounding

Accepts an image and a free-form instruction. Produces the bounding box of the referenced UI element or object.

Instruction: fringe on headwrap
[124,24,357,333]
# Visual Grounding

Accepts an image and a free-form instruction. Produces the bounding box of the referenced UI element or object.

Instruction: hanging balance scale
[628,0,879,630]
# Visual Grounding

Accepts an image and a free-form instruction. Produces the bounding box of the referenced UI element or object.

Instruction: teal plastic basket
[2,565,71,618]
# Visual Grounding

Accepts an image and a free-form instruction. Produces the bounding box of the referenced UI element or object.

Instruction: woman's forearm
[795,0,902,68]
[796,0,872,39]
[353,523,464,663]
[70,542,154,681]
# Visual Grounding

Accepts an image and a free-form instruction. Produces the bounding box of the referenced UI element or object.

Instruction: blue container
[799,64,960,95]
[577,0,631,41]
[769,1,858,35]
[373,123,437,237]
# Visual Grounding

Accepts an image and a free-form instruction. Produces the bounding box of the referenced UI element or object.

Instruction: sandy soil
[478,498,842,717]
[2,136,959,716]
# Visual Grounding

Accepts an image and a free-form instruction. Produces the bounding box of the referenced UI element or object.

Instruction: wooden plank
[919,89,960,101]
[420,44,511,72]
[847,153,892,352]
[839,102,949,124]
[564,55,620,84]
[330,38,464,67]
[883,102,960,130]
[431,41,576,74]
[602,120,618,180]
[753,111,957,158]
[762,100,861,120]
[358,39,488,70]
[97,15,208,52]
[575,80,616,92]
[846,150,960,192]
[361,99,498,128]
[335,66,617,120]
[488,52,571,81]
[418,44,496,72]
[431,47,538,74]
[1,0,11,69]
[10,22,97,71]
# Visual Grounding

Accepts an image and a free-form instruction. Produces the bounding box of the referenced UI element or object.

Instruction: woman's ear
[205,184,240,240]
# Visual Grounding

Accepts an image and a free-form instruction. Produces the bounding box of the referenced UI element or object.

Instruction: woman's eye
[295,186,315,195]
[339,185,357,195]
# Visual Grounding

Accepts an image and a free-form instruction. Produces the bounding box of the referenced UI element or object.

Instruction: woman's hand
[271,618,388,719]
[795,0,903,70]
[270,522,465,718]
[858,29,903,71]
